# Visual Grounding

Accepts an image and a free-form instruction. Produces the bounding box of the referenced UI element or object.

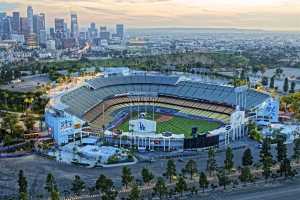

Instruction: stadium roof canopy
[60,75,270,118]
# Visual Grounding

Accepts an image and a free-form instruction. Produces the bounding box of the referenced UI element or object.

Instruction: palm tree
[3,91,9,108]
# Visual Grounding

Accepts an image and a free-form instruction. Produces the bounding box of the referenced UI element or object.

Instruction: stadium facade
[45,74,278,150]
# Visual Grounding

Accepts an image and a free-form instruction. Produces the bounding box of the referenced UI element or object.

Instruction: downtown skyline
[0,0,300,31]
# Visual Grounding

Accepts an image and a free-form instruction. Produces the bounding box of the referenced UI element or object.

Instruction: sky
[1,0,300,31]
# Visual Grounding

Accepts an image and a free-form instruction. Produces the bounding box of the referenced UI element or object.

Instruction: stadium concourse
[45,74,276,152]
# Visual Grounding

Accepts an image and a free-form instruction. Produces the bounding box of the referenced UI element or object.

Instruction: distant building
[11,12,20,34]
[88,22,98,41]
[11,34,25,44]
[55,18,65,48]
[39,13,45,30]
[33,13,46,45]
[1,17,11,40]
[63,38,76,49]
[70,13,78,39]
[116,24,124,39]
[46,40,56,50]
[49,27,55,39]
[100,26,107,32]
[100,26,110,41]
[27,6,33,33]
[54,18,65,39]
[20,17,29,35]
[25,33,38,48]
[39,29,47,46]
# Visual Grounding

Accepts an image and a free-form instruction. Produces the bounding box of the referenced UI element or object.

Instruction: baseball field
[116,113,222,138]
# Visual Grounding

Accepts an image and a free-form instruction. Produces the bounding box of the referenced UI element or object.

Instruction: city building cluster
[0,6,125,52]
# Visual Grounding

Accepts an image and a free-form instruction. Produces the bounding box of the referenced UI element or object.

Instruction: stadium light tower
[234,85,248,111]
[229,85,248,143]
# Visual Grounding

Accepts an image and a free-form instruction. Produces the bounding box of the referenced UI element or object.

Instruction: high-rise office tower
[0,12,7,39]
[20,17,29,35]
[116,24,124,39]
[70,13,78,39]
[39,29,47,46]
[2,17,12,39]
[88,22,98,40]
[49,27,55,39]
[12,12,20,34]
[100,26,107,32]
[27,6,34,33]
[33,15,41,35]
[54,18,65,39]
[39,13,45,30]
[99,26,110,41]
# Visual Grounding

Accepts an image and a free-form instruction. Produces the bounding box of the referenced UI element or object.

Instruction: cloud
[1,0,300,30]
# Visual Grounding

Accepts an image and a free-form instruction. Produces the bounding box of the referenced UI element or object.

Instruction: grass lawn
[116,113,222,138]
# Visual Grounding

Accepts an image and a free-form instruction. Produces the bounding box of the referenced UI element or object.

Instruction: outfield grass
[116,113,222,138]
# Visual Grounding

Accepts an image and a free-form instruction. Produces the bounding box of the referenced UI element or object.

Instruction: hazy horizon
[1,0,300,31]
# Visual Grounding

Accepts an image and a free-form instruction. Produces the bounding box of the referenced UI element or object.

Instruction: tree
[175,175,187,196]
[224,147,234,173]
[262,155,272,182]
[276,137,287,163]
[260,138,272,162]
[217,170,230,190]
[141,167,154,185]
[71,175,85,195]
[262,76,269,86]
[24,111,35,132]
[269,76,275,89]
[95,174,118,200]
[249,127,262,141]
[128,184,140,200]
[51,190,60,200]
[18,170,27,195]
[1,113,19,136]
[290,82,296,93]
[199,172,209,193]
[283,77,289,93]
[121,166,134,189]
[280,158,295,178]
[239,167,253,184]
[293,138,300,163]
[95,174,107,193]
[165,159,176,182]
[19,192,28,200]
[242,148,253,167]
[183,159,198,179]
[260,138,273,182]
[153,177,167,200]
[207,147,217,176]
[45,173,57,194]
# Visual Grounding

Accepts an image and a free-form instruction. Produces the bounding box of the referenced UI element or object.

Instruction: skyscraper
[55,18,65,48]
[20,17,29,35]
[33,15,41,35]
[55,18,65,39]
[88,22,98,40]
[116,24,124,39]
[27,6,34,33]
[39,13,45,30]
[70,13,78,39]
[12,12,20,34]
[100,26,110,41]
[0,13,7,39]
[2,17,12,39]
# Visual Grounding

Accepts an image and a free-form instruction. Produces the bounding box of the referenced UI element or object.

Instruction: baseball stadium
[45,74,276,151]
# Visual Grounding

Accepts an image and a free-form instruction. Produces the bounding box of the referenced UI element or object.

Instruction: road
[200,179,300,200]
